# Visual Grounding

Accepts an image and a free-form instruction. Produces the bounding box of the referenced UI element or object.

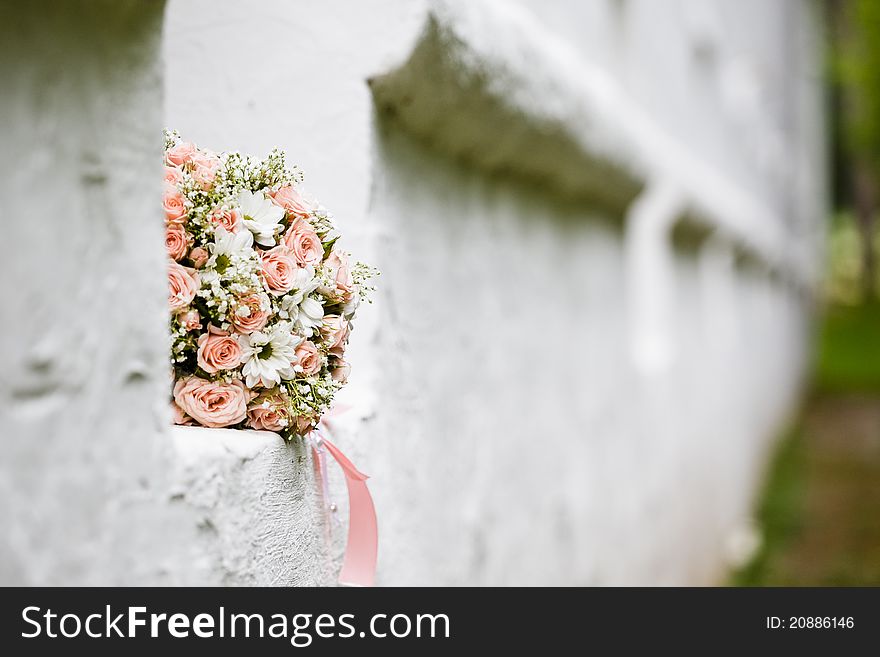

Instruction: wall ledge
[164,425,333,586]
[369,0,811,286]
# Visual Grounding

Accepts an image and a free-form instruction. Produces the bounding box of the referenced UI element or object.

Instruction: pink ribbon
[310,418,377,587]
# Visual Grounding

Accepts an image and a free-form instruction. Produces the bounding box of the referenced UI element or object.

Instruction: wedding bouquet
[164,130,376,439]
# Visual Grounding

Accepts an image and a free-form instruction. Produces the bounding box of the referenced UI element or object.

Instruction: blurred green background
[732,0,880,586]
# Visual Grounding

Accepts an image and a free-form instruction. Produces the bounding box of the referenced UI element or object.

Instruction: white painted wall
[0,0,170,585]
[0,0,824,585]
[164,0,823,586]
[0,0,329,586]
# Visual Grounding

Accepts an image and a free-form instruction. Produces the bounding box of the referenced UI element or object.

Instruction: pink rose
[230,295,270,334]
[324,248,354,303]
[173,376,248,428]
[321,315,350,358]
[165,222,190,261]
[164,166,183,185]
[171,402,195,426]
[178,309,201,331]
[294,340,321,377]
[283,218,323,267]
[330,359,351,383]
[247,391,293,432]
[208,206,243,233]
[292,414,316,436]
[272,185,312,218]
[168,261,199,311]
[196,325,242,374]
[163,186,188,224]
[260,245,298,296]
[189,246,209,269]
[191,151,220,190]
[166,141,196,167]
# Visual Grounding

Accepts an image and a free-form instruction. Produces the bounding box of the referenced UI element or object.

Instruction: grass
[731,424,806,586]
[815,301,880,393]
[732,301,880,586]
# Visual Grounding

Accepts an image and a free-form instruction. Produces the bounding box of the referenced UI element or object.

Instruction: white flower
[283,266,319,305]
[279,266,324,335]
[238,322,302,388]
[295,297,325,335]
[342,293,360,319]
[199,268,220,286]
[239,189,285,247]
[210,226,253,259]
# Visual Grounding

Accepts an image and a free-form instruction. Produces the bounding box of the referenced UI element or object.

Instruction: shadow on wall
[362,111,811,585]
[366,13,644,218]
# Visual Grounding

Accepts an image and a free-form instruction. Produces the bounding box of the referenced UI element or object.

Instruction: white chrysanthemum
[210,225,253,259]
[238,189,285,246]
[238,322,302,388]
[279,266,324,335]
[295,297,324,335]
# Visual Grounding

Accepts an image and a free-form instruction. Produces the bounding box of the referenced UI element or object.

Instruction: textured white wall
[163,0,823,586]
[0,0,330,586]
[368,125,810,585]
[0,0,171,584]
[0,0,823,585]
